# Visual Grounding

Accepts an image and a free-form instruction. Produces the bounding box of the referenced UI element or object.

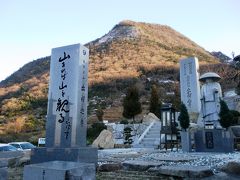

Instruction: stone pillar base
[30,147,97,165]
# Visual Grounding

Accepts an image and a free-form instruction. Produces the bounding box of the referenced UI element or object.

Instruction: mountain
[0,20,237,142]
[211,51,231,62]
[86,20,218,84]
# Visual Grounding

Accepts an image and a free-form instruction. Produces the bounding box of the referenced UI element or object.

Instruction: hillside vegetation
[87,20,218,85]
[0,20,238,143]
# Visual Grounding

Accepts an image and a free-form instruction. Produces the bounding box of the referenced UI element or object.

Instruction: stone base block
[23,161,95,180]
[180,131,192,152]
[195,129,234,152]
[0,167,8,180]
[30,147,97,165]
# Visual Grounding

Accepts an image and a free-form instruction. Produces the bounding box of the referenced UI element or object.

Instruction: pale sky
[0,0,239,81]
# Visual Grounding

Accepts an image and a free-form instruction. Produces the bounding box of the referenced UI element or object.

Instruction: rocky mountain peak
[95,20,139,45]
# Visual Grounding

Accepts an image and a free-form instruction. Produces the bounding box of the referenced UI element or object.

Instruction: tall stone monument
[180,57,201,122]
[30,43,97,164]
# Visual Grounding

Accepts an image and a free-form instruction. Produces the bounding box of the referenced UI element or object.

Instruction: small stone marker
[30,44,97,165]
[180,57,201,122]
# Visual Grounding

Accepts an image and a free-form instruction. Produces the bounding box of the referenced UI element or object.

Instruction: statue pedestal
[195,129,234,152]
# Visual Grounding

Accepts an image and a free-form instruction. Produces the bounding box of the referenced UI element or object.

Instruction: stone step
[132,144,154,148]
[151,124,160,126]
[146,132,160,137]
[148,130,160,133]
[137,144,158,148]
[140,143,159,147]
[141,137,159,142]
[143,134,160,139]
[146,131,160,135]
[151,126,160,128]
[140,141,159,146]
[146,133,160,136]
[150,127,161,130]
[147,131,160,133]
[149,131,160,134]
[133,122,161,148]
[141,138,160,142]
[151,124,161,127]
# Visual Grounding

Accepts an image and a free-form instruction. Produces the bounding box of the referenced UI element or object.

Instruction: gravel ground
[98,148,240,173]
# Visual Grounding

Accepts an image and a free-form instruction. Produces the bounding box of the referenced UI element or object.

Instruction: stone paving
[5,148,240,179]
[98,148,240,179]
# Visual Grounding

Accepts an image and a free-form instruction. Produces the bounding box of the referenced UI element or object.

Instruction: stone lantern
[160,104,179,150]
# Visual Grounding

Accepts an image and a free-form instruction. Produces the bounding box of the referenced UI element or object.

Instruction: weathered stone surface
[122,160,164,171]
[149,165,213,178]
[221,161,240,175]
[98,163,123,172]
[92,129,115,149]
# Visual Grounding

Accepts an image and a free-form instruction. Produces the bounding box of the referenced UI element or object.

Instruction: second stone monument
[180,57,201,123]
